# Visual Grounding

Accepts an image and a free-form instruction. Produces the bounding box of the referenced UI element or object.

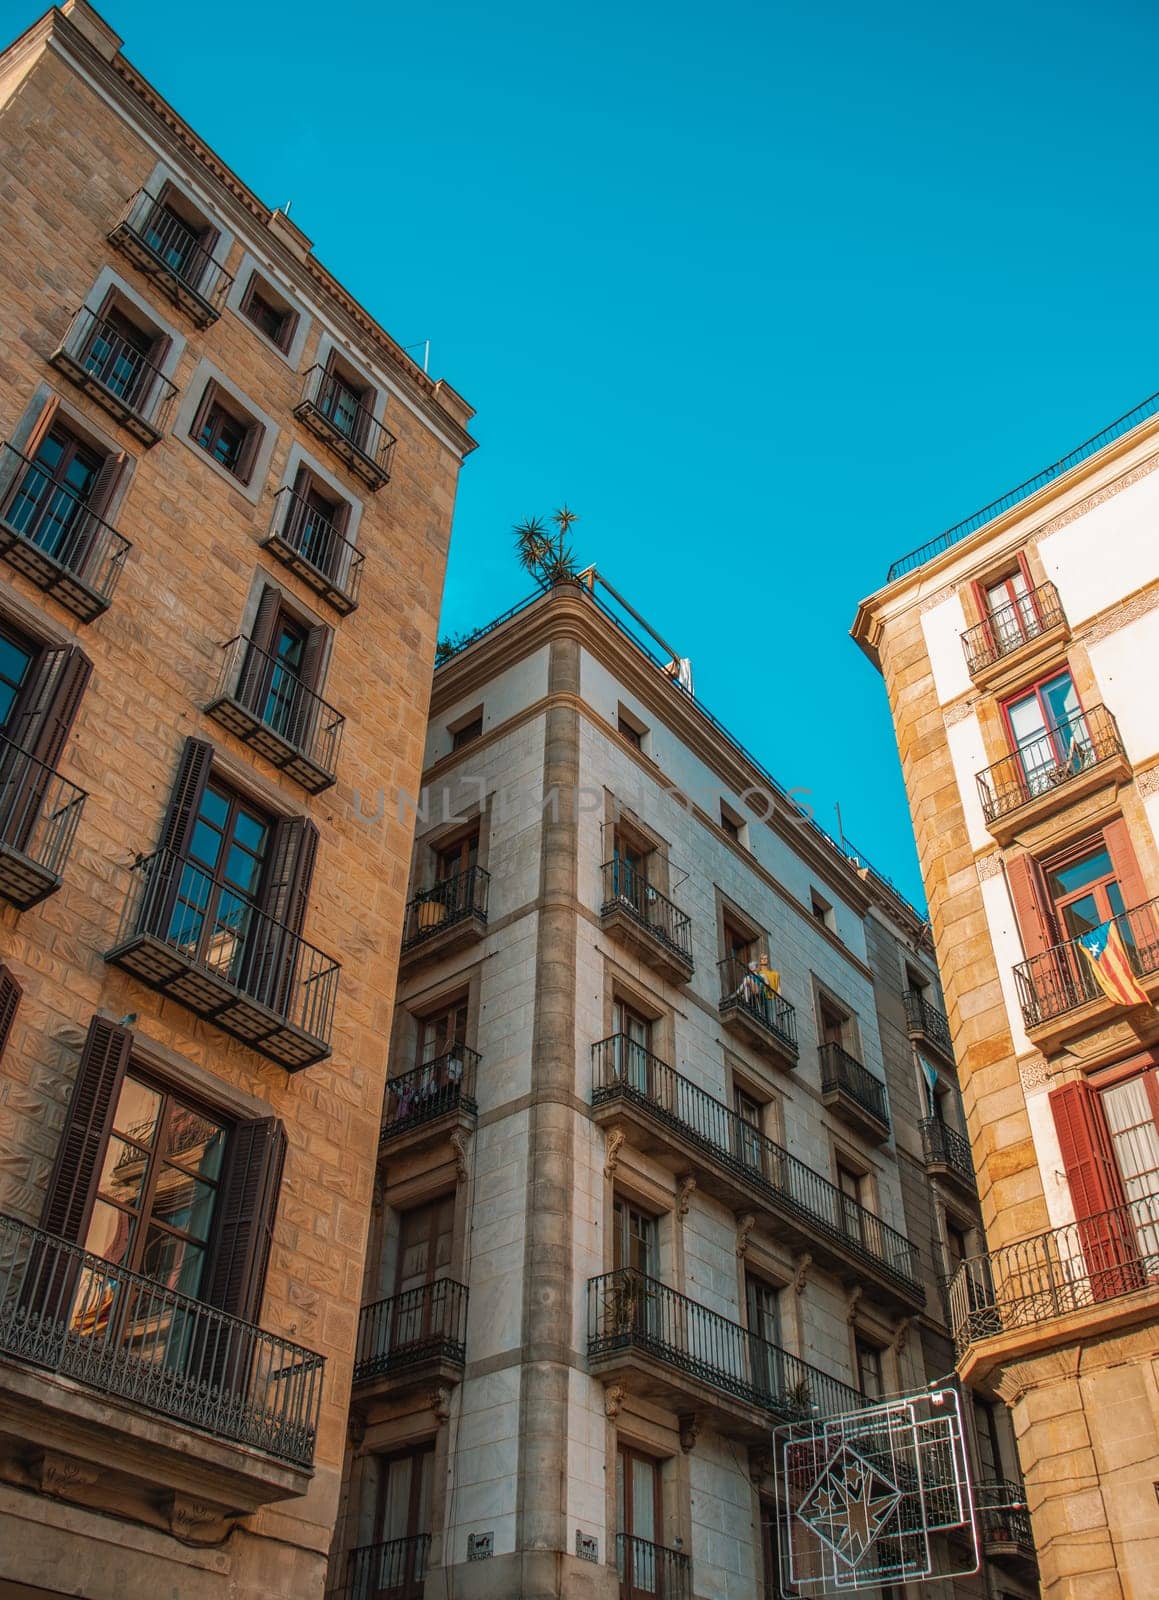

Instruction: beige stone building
[327,578,1036,1600]
[0,3,473,1596]
[853,394,1159,1597]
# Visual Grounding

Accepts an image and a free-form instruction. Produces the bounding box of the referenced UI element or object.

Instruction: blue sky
[17,0,1159,904]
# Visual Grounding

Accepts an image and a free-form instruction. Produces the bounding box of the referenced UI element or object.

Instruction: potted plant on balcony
[416,891,447,933]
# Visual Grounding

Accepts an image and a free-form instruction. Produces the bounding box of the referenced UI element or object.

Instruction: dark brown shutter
[263,814,319,937]
[0,963,21,1062]
[237,585,281,709]
[203,1115,287,1322]
[39,1015,132,1242]
[189,381,217,447]
[1104,818,1149,915]
[1007,853,1055,959]
[249,584,281,656]
[158,736,215,857]
[9,643,91,771]
[1050,1079,1139,1301]
[299,622,329,696]
[85,448,126,521]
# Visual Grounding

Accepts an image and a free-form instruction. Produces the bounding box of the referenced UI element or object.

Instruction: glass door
[1101,1077,1159,1263]
[745,1274,783,1403]
[984,568,1036,652]
[4,425,102,561]
[1004,672,1085,798]
[170,784,269,984]
[393,1197,453,1352]
[617,1446,662,1599]
[369,1446,433,1600]
[613,999,652,1096]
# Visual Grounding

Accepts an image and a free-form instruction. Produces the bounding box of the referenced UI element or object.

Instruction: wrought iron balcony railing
[718,954,798,1055]
[381,1047,480,1142]
[591,1037,922,1292]
[902,988,952,1056]
[818,1042,889,1128]
[947,1191,1159,1354]
[294,367,397,490]
[106,846,339,1070]
[264,485,364,614]
[976,705,1125,825]
[0,442,131,620]
[1014,895,1159,1027]
[345,1535,430,1600]
[0,1210,322,1465]
[401,867,490,950]
[961,580,1066,675]
[108,187,234,325]
[51,306,179,444]
[355,1278,468,1383]
[206,634,344,793]
[616,1532,691,1600]
[0,735,87,908]
[589,1268,864,1422]
[919,1118,976,1188]
[600,857,694,968]
[975,1480,1036,1561]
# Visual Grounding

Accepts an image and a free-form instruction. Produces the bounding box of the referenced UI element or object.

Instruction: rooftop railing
[355,1278,468,1382]
[818,1042,889,1128]
[0,442,131,620]
[1013,896,1159,1027]
[0,735,87,908]
[976,705,1124,825]
[401,867,490,950]
[961,580,1066,674]
[381,1047,480,1141]
[51,306,178,443]
[600,856,693,966]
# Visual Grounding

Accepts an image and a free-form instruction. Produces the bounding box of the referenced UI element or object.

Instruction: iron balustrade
[266,484,364,611]
[296,367,397,487]
[947,1191,1159,1354]
[345,1535,430,1600]
[818,1042,889,1128]
[616,1532,691,1600]
[109,187,234,321]
[588,1268,864,1422]
[211,634,345,785]
[53,306,178,438]
[108,846,339,1055]
[355,1278,468,1382]
[381,1047,480,1140]
[401,867,490,949]
[0,1210,322,1465]
[591,1036,921,1291]
[975,1480,1035,1559]
[960,580,1066,674]
[919,1118,976,1187]
[600,857,694,966]
[1014,895,1159,1027]
[976,705,1124,823]
[718,953,798,1053]
[0,442,131,619]
[0,735,86,906]
[902,988,952,1055]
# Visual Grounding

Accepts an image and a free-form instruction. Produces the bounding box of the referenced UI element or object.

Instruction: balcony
[205,634,344,793]
[818,1042,890,1141]
[600,859,694,984]
[50,306,178,445]
[399,868,490,966]
[948,1191,1159,1356]
[106,847,339,1070]
[341,1536,430,1600]
[903,988,953,1059]
[919,1118,976,1193]
[108,187,234,326]
[263,485,364,615]
[588,1268,863,1442]
[0,736,86,908]
[0,443,131,621]
[354,1279,468,1398]
[379,1047,479,1155]
[718,954,798,1070]
[1013,895,1159,1047]
[976,1481,1037,1567]
[960,580,1068,690]
[975,705,1130,845]
[616,1533,691,1600]
[294,366,397,490]
[591,1037,924,1308]
[0,1211,322,1510]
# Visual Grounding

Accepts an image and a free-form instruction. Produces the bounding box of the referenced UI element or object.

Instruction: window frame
[238,270,299,353]
[190,380,261,484]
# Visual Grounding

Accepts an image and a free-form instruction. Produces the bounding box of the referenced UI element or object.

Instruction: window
[286,466,349,579]
[170,779,272,980]
[734,1085,764,1170]
[0,624,34,732]
[321,354,372,446]
[1044,842,1125,942]
[239,272,297,352]
[982,565,1038,653]
[452,715,483,751]
[142,186,214,288]
[976,1398,1005,1482]
[837,1162,866,1242]
[944,1217,969,1275]
[235,585,330,752]
[610,825,654,907]
[2,419,120,565]
[810,889,834,930]
[1002,670,1087,796]
[818,995,849,1050]
[437,829,479,883]
[81,300,161,412]
[617,704,647,750]
[192,383,259,481]
[373,1443,434,1572]
[613,1198,657,1276]
[617,1444,663,1592]
[746,1274,782,1396]
[396,1195,454,1296]
[1100,1077,1159,1241]
[855,1337,883,1399]
[723,915,755,965]
[720,800,744,842]
[417,998,468,1068]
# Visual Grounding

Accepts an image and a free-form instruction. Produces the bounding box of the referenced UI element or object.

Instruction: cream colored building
[327,579,1035,1600]
[853,393,1159,1598]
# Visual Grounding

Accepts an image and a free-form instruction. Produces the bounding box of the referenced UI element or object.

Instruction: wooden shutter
[1006,852,1055,959]
[236,420,263,486]
[0,963,21,1062]
[1104,818,1149,915]
[20,394,61,461]
[1050,1079,1140,1301]
[237,585,281,709]
[85,448,126,521]
[39,1016,132,1242]
[158,736,214,857]
[203,1115,287,1322]
[9,643,91,771]
[249,584,281,655]
[263,814,319,938]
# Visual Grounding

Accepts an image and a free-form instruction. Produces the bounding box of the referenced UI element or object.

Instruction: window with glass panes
[196,397,250,476]
[4,424,107,561]
[855,1337,883,1399]
[1003,670,1087,794]
[170,783,270,975]
[613,1198,657,1276]
[0,627,33,734]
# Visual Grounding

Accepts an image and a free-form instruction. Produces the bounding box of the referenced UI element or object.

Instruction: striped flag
[1077,921,1150,1008]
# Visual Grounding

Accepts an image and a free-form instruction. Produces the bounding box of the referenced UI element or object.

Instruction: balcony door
[82,304,157,410]
[1100,1077,1159,1263]
[1003,671,1086,798]
[0,628,33,737]
[612,1199,658,1341]
[613,999,653,1096]
[392,1197,454,1352]
[612,830,651,911]
[733,1086,765,1175]
[169,782,271,985]
[3,424,108,564]
[367,1444,433,1600]
[322,359,372,447]
[290,466,346,578]
[983,568,1037,652]
[408,1000,468,1116]
[617,1445,663,1599]
[837,1163,866,1246]
[745,1274,783,1403]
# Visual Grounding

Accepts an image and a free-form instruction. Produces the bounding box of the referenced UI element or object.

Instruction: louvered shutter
[21,394,61,460]
[237,584,281,710]
[0,963,21,1062]
[1006,853,1055,959]
[150,736,214,937]
[203,1115,286,1322]
[244,815,319,1015]
[39,1016,132,1242]
[1104,818,1149,918]
[84,448,126,521]
[1050,1080,1140,1301]
[9,644,91,771]
[294,623,329,752]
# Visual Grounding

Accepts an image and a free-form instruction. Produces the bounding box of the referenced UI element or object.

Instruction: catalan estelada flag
[1077,921,1150,1008]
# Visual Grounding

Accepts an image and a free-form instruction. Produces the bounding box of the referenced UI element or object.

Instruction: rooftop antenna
[283,200,292,216]
[401,340,431,373]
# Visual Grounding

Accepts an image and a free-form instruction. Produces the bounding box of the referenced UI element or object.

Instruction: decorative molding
[603,1129,626,1179]
[32,1451,99,1498]
[449,1128,470,1183]
[1137,765,1159,799]
[1080,583,1159,645]
[892,1316,913,1356]
[167,1495,231,1544]
[944,700,976,727]
[678,1413,701,1453]
[604,1383,627,1420]
[791,1252,813,1296]
[919,585,956,614]
[976,852,1006,882]
[430,1386,452,1424]
[1036,452,1159,545]
[736,1213,757,1257]
[1019,1060,1050,1093]
[845,1286,864,1326]
[675,1174,697,1219]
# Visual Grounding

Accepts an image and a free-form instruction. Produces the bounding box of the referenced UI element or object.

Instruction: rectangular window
[395,1195,454,1294]
[855,1337,883,1399]
[613,1198,657,1276]
[818,995,849,1049]
[452,716,483,750]
[0,623,35,733]
[82,301,160,412]
[1100,1076,1159,1258]
[1003,670,1088,795]
[810,889,834,929]
[417,999,468,1067]
[239,271,297,351]
[617,1444,662,1586]
[374,1442,434,1550]
[322,355,372,445]
[437,830,478,882]
[617,704,647,750]
[1045,842,1125,941]
[142,186,214,287]
[734,1086,764,1171]
[720,801,743,842]
[194,391,254,479]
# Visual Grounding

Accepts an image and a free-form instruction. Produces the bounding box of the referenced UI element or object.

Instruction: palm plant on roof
[514,504,581,586]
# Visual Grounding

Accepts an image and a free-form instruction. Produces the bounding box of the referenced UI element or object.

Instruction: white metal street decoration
[774,1386,980,1594]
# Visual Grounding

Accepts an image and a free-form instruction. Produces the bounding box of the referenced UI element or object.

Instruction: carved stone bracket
[31,1450,98,1499]
[676,1174,697,1219]
[605,1383,627,1420]
[166,1493,233,1545]
[604,1129,626,1179]
[430,1386,452,1424]
[449,1128,471,1183]
[845,1286,863,1326]
[892,1316,913,1356]
[678,1413,701,1453]
[791,1252,813,1296]
[735,1213,757,1257]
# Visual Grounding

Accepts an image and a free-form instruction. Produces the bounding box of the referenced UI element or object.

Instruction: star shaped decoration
[796,1443,902,1571]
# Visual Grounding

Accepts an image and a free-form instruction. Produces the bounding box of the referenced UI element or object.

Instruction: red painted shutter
[1007,853,1055,959]
[39,1016,132,1243]
[203,1115,287,1322]
[1104,818,1149,915]
[0,963,21,1061]
[1050,1080,1140,1301]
